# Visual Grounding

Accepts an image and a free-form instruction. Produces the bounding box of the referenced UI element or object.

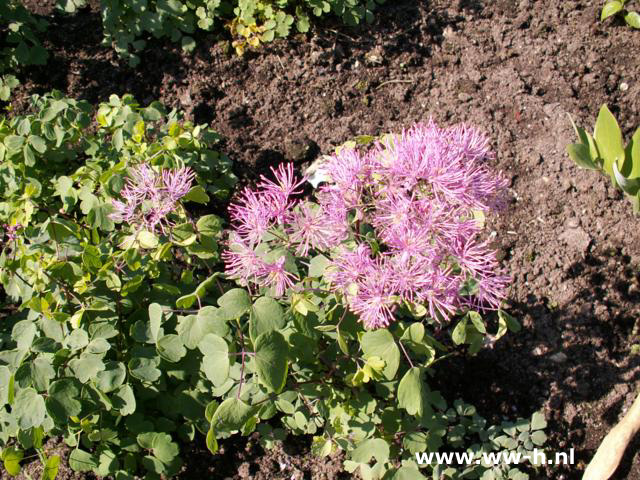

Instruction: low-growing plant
[0,0,48,91]
[0,91,236,477]
[0,103,545,480]
[601,0,640,29]
[0,75,19,102]
[567,105,640,210]
[55,0,385,65]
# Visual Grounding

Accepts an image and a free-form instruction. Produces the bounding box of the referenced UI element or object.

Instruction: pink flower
[223,122,510,328]
[348,263,398,329]
[222,233,268,284]
[110,164,195,235]
[258,255,298,297]
[286,202,346,256]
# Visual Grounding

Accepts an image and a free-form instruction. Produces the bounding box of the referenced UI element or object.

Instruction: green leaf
[308,254,331,278]
[183,185,210,204]
[152,433,179,464]
[0,366,11,404]
[360,330,400,380]
[66,329,89,350]
[350,438,390,464]
[217,288,252,320]
[398,367,425,416]
[567,143,597,170]
[12,320,37,350]
[196,214,223,236]
[28,135,47,154]
[69,449,97,472]
[113,384,136,415]
[137,230,159,249]
[199,333,230,386]
[211,398,255,433]
[625,11,640,28]
[4,135,25,151]
[69,353,105,383]
[13,388,46,429]
[206,426,218,453]
[129,357,161,382]
[254,331,289,393]
[96,362,127,393]
[156,334,186,363]
[392,465,428,480]
[531,411,547,430]
[613,160,640,195]
[468,311,486,334]
[31,357,55,391]
[171,223,197,246]
[43,455,61,480]
[177,308,228,349]
[46,378,82,424]
[594,104,625,179]
[250,296,285,342]
[451,318,468,345]
[601,0,624,20]
[1,447,23,476]
[623,127,640,178]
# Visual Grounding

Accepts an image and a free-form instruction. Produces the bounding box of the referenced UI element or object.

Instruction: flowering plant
[225,121,509,330]
[0,99,542,480]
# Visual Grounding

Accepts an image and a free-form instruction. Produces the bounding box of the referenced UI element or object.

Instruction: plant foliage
[55,0,386,65]
[601,0,640,29]
[567,105,640,211]
[0,97,545,479]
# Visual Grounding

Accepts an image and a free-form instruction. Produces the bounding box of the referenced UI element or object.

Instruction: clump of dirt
[9,0,640,478]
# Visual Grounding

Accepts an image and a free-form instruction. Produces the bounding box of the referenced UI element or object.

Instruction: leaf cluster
[601,0,640,29]
[0,93,542,480]
[567,105,640,211]
[54,0,385,65]
[0,0,48,74]
[0,92,236,478]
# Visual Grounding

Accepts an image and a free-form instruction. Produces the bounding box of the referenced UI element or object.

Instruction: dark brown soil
[8,0,640,479]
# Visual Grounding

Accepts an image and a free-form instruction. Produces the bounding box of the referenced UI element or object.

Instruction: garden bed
[4,0,640,479]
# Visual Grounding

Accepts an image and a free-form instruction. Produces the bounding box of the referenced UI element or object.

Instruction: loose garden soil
[6,0,640,479]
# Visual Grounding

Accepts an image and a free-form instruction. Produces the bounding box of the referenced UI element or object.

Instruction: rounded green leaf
[360,330,400,380]
[398,367,425,416]
[152,433,179,464]
[625,11,640,28]
[96,361,126,392]
[1,447,23,476]
[254,331,289,393]
[217,288,251,320]
[601,0,623,20]
[156,335,186,363]
[129,357,161,382]
[113,384,136,415]
[199,334,230,386]
[14,388,46,429]
[69,449,97,472]
[250,296,285,342]
[211,397,255,433]
[46,378,82,423]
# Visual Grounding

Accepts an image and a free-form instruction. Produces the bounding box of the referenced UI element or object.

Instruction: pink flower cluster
[110,164,195,234]
[224,121,510,329]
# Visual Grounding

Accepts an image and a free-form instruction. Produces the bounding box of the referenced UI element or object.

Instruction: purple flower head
[257,255,299,297]
[286,202,346,256]
[2,223,22,243]
[110,164,195,235]
[222,233,268,284]
[223,122,510,328]
[228,163,306,247]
